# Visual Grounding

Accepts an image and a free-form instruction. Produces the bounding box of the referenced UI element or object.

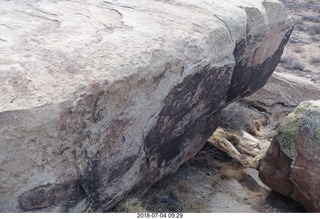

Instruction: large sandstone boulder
[0,0,292,212]
[259,100,320,212]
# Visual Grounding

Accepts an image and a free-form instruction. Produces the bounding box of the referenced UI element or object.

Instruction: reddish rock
[258,139,294,197]
[259,100,320,212]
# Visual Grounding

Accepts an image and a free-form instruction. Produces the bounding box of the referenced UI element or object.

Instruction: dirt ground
[124,143,306,213]
[277,0,320,85]
[110,0,318,213]
[111,138,306,213]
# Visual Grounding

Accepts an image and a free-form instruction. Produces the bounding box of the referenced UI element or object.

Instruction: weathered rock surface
[259,100,320,212]
[0,0,292,212]
[245,71,320,114]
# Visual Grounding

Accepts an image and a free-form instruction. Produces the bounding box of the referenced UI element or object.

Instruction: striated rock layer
[0,0,292,212]
[259,100,320,212]
[244,71,320,128]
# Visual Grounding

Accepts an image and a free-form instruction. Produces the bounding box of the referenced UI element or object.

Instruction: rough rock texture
[244,71,320,118]
[259,100,320,212]
[246,71,320,108]
[0,0,292,212]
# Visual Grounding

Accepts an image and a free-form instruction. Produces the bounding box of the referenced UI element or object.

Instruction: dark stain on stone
[107,155,137,183]
[227,27,293,102]
[79,136,137,211]
[144,64,233,168]
[92,91,105,123]
[82,154,137,190]
[233,38,247,62]
[19,180,86,211]
[79,159,102,200]
[78,155,137,212]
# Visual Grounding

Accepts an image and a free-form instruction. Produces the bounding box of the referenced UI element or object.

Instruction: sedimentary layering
[245,71,320,115]
[259,100,320,212]
[0,0,292,212]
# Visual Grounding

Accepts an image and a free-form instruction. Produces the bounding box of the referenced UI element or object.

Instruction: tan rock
[0,0,292,212]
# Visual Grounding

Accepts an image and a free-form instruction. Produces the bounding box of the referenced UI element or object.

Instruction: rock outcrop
[0,0,292,212]
[245,71,320,115]
[259,100,320,212]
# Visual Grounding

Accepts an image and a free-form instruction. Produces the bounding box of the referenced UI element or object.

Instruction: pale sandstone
[0,0,292,212]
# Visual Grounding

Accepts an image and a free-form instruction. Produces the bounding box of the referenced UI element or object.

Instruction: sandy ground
[277,0,320,85]
[111,139,306,213]
[136,142,306,213]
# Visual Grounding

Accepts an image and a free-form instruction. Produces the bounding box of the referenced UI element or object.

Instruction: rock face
[244,71,320,118]
[246,71,320,109]
[0,0,292,212]
[259,100,320,212]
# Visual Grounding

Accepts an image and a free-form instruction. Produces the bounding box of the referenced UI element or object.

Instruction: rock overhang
[0,0,293,212]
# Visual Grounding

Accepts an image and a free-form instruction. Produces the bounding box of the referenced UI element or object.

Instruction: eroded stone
[0,0,292,212]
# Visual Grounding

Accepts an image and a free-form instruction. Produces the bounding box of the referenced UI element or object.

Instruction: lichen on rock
[276,114,299,160]
[293,101,312,115]
[259,100,320,212]
[276,100,320,160]
[298,102,320,143]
